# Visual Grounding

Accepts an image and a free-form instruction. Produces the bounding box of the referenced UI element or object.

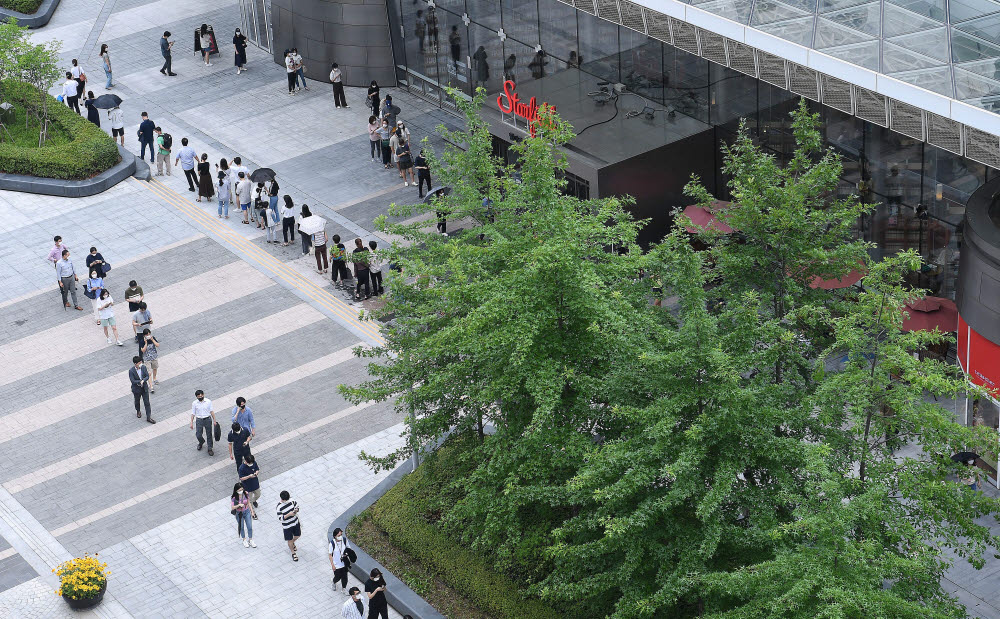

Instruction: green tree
[0,18,30,107]
[17,37,62,143]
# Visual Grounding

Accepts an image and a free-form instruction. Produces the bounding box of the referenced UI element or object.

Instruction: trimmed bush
[0,0,43,14]
[0,81,118,179]
[361,455,562,619]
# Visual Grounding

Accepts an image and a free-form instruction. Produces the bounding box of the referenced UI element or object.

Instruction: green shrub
[0,0,43,14]
[364,458,563,619]
[0,80,119,179]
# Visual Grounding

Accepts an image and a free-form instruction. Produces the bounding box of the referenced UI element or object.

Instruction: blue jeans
[218,197,229,217]
[104,66,113,88]
[236,509,252,538]
[296,68,307,88]
[268,195,278,220]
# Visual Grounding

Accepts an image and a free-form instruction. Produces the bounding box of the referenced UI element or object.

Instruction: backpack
[161,133,172,150]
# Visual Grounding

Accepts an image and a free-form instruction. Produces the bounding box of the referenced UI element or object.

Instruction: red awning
[901,296,958,332]
[809,268,866,290]
[681,201,734,234]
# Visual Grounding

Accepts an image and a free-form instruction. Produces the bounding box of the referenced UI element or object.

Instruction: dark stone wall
[958,176,1000,345]
[271,0,397,87]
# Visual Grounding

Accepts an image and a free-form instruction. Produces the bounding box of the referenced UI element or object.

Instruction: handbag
[214,421,222,442]
[83,285,96,300]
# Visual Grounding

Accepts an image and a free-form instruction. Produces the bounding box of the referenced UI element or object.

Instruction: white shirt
[108,108,124,129]
[235,179,252,203]
[330,67,342,83]
[285,55,295,73]
[62,79,77,99]
[232,165,249,182]
[191,398,213,419]
[341,597,365,619]
[70,65,84,79]
[280,204,295,219]
[97,295,114,319]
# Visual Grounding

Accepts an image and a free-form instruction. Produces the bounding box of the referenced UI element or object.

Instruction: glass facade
[387,0,999,298]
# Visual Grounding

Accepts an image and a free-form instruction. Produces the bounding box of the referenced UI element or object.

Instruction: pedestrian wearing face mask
[364,569,388,619]
[329,527,352,593]
[341,587,367,619]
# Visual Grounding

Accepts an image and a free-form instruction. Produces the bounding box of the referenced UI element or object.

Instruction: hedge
[362,457,562,619]
[0,80,119,179]
[0,0,43,13]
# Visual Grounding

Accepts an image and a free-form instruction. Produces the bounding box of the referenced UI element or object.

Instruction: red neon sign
[496,80,554,137]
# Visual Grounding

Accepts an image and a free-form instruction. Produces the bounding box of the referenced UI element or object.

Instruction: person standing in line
[313,222,329,275]
[56,249,83,310]
[330,234,350,289]
[84,91,100,127]
[97,290,124,346]
[216,170,231,218]
[367,115,380,162]
[329,63,348,108]
[174,137,198,192]
[230,483,256,548]
[154,127,171,176]
[70,59,86,97]
[62,72,80,114]
[267,178,280,221]
[377,118,392,169]
[235,171,252,224]
[160,31,176,76]
[199,24,212,66]
[415,149,431,198]
[85,246,109,278]
[47,236,68,271]
[125,279,143,312]
[108,104,124,146]
[131,301,153,342]
[280,195,296,246]
[396,137,415,186]
[298,204,313,256]
[137,112,155,163]
[238,454,261,515]
[391,121,411,179]
[284,50,297,95]
[232,397,256,436]
[277,491,301,562]
[129,355,155,423]
[292,48,308,90]
[100,43,113,89]
[230,156,250,185]
[84,269,104,324]
[139,329,160,387]
[233,28,248,74]
[364,569,389,619]
[252,182,266,228]
[329,527,352,593]
[414,10,426,54]
[227,421,253,470]
[265,203,280,244]
[368,240,384,295]
[366,80,380,117]
[342,587,366,619]
[190,390,216,455]
[197,154,214,203]
[352,237,371,300]
[380,95,397,128]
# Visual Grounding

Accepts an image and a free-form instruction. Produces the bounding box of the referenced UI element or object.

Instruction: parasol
[250,168,276,183]
[92,94,123,109]
[901,296,958,332]
[681,201,734,234]
[297,215,326,236]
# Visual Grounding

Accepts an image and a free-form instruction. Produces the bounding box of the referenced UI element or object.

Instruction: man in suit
[129,356,155,423]
[137,112,155,163]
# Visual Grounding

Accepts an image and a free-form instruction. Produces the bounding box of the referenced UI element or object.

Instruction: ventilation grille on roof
[927,113,963,155]
[965,126,1000,168]
[699,31,728,66]
[757,51,787,89]
[888,100,924,141]
[573,0,596,15]
[595,0,621,23]
[645,9,670,43]
[670,18,699,55]
[726,40,757,77]
[788,64,819,101]
[820,75,853,114]
[619,1,646,33]
[855,87,887,127]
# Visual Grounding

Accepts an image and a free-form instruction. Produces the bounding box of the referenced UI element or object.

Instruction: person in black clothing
[227,421,253,471]
[84,91,100,127]
[330,234,351,289]
[414,149,431,198]
[233,28,248,74]
[352,237,370,301]
[160,31,176,76]
[364,569,388,619]
[138,112,155,163]
[367,80,380,117]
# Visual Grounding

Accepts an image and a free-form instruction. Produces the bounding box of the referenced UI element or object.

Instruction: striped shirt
[276,500,299,529]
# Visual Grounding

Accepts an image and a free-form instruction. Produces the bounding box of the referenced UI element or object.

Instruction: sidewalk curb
[0,144,136,196]
[0,0,59,28]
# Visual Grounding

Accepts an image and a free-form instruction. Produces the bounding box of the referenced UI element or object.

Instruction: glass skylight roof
[684,0,1000,111]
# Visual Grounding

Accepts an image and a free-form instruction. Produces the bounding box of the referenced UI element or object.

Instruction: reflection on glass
[502,0,540,46]
[619,30,664,104]
[538,0,577,65]
[577,9,620,83]
[882,42,945,72]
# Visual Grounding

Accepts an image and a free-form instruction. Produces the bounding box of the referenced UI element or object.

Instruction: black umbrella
[92,94,123,109]
[422,186,451,204]
[951,451,979,463]
[250,168,276,183]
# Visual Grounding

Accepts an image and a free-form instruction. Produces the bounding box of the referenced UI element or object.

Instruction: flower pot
[62,580,106,609]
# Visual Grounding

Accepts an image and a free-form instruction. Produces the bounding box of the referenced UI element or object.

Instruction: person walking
[137,112,155,163]
[415,149,431,198]
[199,24,212,66]
[352,238,371,300]
[396,137,415,186]
[197,154,214,202]
[277,490,301,561]
[364,569,389,619]
[368,240,384,295]
[56,249,83,311]
[125,279,144,312]
[62,72,80,114]
[235,171,252,224]
[190,390,217,454]
[84,91,100,127]
[100,43,113,89]
[131,301,153,342]
[238,454,261,515]
[284,50,297,95]
[298,205,313,255]
[129,356,155,423]
[139,329,160,387]
[175,137,198,192]
[97,290,124,346]
[329,527,352,593]
[84,269,104,324]
[280,195,296,246]
[108,104,124,146]
[70,59,87,97]
[330,63,348,108]
[85,246,109,278]
[366,80,380,117]
[230,483,256,548]
[233,28,248,74]
[342,588,367,619]
[160,31,176,76]
[232,397,256,436]
[292,48,308,90]
[367,116,380,162]
[47,236,68,271]
[154,127,171,176]
[330,234,351,289]
[227,421,253,470]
